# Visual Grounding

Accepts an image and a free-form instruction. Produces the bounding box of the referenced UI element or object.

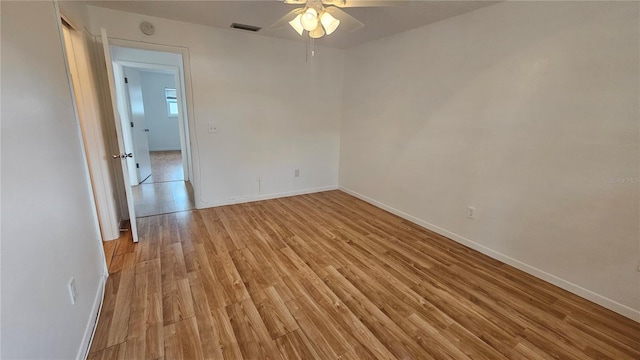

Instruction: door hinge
[124,77,128,84]
[136,163,139,168]
[130,122,134,128]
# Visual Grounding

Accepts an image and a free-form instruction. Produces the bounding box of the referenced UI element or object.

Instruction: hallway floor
[145,151,184,183]
[133,150,194,217]
[132,180,195,217]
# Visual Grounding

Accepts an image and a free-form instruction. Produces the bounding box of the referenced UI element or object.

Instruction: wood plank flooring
[145,151,184,183]
[132,180,195,218]
[90,190,640,360]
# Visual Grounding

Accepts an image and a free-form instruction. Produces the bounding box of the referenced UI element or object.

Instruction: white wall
[140,71,182,151]
[340,1,640,319]
[58,0,91,31]
[88,6,345,208]
[1,1,106,358]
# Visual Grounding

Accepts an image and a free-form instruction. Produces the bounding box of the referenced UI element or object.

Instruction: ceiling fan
[269,0,402,39]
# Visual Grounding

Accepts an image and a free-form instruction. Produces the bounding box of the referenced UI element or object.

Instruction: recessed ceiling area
[85,0,500,48]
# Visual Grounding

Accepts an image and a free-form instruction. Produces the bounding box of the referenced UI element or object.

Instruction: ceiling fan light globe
[309,24,325,38]
[320,11,340,35]
[288,14,304,35]
[300,8,319,31]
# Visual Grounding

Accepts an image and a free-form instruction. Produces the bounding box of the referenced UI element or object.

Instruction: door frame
[113,60,190,183]
[107,38,198,197]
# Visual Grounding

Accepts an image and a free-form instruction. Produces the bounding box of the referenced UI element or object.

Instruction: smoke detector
[140,21,155,36]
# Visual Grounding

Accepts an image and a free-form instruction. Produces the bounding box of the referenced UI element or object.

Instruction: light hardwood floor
[132,181,195,218]
[91,190,640,359]
[145,151,184,184]
[132,150,194,217]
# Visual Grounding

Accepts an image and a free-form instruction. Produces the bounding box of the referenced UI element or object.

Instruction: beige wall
[339,1,640,319]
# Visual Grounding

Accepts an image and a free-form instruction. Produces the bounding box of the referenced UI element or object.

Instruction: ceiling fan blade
[284,0,307,5]
[267,8,304,30]
[325,0,408,7]
[324,6,364,32]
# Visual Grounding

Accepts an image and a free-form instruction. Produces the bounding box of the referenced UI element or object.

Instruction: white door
[100,29,139,243]
[123,67,153,183]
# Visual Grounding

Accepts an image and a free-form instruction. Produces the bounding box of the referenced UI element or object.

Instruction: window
[165,88,179,117]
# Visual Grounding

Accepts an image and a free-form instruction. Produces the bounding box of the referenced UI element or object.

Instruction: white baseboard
[77,272,108,360]
[339,186,640,322]
[197,185,339,209]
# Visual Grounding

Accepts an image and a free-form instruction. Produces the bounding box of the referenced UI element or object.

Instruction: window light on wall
[165,88,178,117]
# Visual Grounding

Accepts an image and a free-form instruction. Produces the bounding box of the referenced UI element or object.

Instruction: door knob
[113,153,134,159]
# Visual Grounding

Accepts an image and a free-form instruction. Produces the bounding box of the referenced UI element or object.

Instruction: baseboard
[198,185,339,209]
[77,272,108,360]
[338,186,640,322]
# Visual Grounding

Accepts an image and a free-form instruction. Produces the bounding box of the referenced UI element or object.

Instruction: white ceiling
[86,0,499,49]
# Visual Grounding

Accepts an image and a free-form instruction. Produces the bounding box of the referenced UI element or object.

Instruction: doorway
[111,47,195,219]
[129,66,194,217]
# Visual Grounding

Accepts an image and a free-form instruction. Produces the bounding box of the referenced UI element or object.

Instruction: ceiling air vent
[230,23,261,32]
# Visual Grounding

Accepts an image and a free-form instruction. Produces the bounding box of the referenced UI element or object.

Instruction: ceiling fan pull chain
[312,37,315,57]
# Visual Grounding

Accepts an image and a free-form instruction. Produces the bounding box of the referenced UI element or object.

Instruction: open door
[101,28,139,243]
[122,67,153,183]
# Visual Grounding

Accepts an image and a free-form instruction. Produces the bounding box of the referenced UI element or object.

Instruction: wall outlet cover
[467,206,476,219]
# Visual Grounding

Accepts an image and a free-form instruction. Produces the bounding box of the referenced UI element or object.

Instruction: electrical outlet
[207,122,219,133]
[68,278,77,305]
[294,169,300,178]
[467,206,476,219]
